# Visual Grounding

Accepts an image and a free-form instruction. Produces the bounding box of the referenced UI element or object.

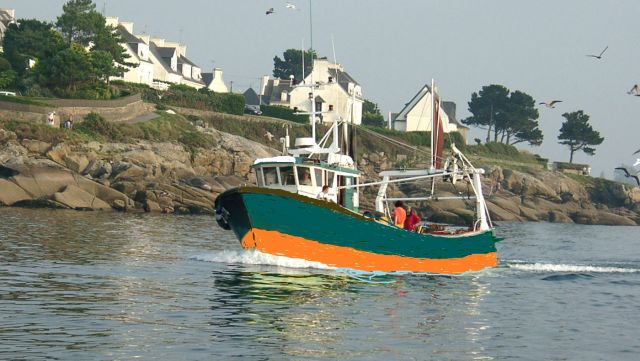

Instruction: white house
[0,8,16,52]
[106,17,205,89]
[202,68,229,92]
[260,58,364,125]
[105,18,154,86]
[391,84,468,142]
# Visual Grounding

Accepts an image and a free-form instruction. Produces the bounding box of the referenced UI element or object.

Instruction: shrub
[260,105,308,123]
[75,112,123,141]
[2,119,73,144]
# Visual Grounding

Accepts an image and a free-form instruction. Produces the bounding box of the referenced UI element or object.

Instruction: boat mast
[308,0,316,145]
[430,78,435,171]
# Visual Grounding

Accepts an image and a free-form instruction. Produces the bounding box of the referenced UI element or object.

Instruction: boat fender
[215,208,231,230]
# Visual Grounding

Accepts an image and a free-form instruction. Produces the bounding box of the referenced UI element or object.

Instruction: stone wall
[0,94,150,123]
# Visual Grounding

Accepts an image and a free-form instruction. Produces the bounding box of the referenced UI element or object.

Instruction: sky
[4,0,640,178]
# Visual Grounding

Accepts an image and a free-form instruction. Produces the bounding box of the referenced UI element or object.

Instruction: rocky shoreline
[1,124,639,226]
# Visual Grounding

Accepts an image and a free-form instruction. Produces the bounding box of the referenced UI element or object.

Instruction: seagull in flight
[266,7,275,15]
[586,46,608,59]
[615,167,640,186]
[539,100,563,108]
[285,2,297,10]
[627,84,640,96]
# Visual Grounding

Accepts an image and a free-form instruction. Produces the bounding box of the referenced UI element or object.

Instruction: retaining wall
[0,94,150,123]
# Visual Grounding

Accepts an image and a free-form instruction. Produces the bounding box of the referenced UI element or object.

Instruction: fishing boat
[214,79,499,275]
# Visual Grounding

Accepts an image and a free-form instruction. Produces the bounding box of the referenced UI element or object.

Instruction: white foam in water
[508,262,640,273]
[191,250,335,270]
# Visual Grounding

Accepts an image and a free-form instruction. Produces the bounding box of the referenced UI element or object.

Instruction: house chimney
[151,38,165,46]
[260,75,269,96]
[120,21,134,34]
[105,16,119,28]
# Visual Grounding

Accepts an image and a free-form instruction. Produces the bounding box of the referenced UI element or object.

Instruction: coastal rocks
[0,156,135,211]
[53,185,111,210]
[571,210,636,226]
[548,210,573,223]
[0,178,31,205]
[0,141,28,163]
[21,139,51,154]
[501,169,558,200]
[486,201,524,222]
[47,143,94,173]
[0,128,17,143]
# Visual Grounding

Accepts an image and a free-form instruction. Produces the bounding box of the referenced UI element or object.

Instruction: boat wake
[190,250,335,270]
[506,261,640,274]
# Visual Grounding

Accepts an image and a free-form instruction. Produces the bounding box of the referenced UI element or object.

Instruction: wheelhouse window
[263,167,278,186]
[256,168,264,186]
[326,171,335,187]
[297,166,313,186]
[314,168,323,187]
[280,166,295,186]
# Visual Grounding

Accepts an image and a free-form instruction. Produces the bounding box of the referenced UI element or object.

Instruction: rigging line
[357,126,429,155]
[414,86,430,133]
[337,171,464,189]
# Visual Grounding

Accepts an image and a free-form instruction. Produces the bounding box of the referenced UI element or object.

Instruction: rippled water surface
[1,208,639,360]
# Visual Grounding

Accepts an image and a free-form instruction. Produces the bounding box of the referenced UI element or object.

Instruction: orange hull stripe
[241,229,497,274]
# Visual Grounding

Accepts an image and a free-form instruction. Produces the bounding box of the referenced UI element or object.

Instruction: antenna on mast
[301,40,305,82]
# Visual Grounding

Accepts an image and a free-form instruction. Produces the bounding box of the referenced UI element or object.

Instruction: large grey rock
[53,185,111,210]
[21,139,51,154]
[0,179,31,205]
[548,210,573,223]
[486,201,524,221]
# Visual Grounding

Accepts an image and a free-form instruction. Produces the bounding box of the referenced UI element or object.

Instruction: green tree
[362,99,385,127]
[56,0,104,46]
[2,19,64,76]
[462,84,510,142]
[504,90,543,146]
[0,57,17,89]
[91,25,130,69]
[558,110,604,163]
[273,48,317,81]
[43,45,93,92]
[90,49,118,82]
[464,85,543,146]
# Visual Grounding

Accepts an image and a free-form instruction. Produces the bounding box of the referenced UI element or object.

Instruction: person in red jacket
[404,208,421,231]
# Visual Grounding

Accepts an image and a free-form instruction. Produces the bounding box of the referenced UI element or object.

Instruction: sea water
[1,208,639,360]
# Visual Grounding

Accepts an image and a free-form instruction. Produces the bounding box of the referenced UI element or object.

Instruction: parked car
[244,104,262,115]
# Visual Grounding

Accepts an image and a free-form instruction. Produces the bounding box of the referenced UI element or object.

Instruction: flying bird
[539,100,563,108]
[285,2,297,10]
[586,46,608,59]
[615,167,640,186]
[266,7,275,15]
[628,84,640,96]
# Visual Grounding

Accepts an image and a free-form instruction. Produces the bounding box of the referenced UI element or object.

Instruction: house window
[315,101,322,112]
[329,104,334,111]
